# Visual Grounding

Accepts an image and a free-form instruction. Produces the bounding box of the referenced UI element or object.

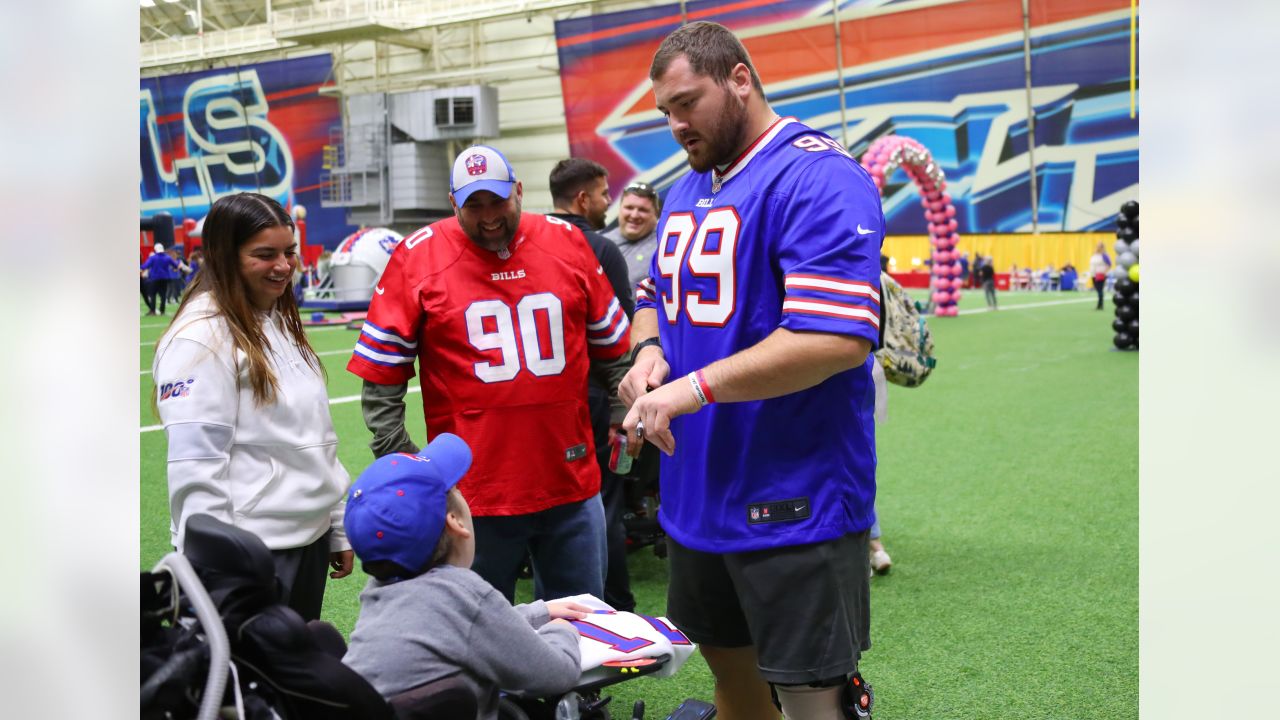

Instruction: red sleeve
[581,239,631,360]
[346,225,430,384]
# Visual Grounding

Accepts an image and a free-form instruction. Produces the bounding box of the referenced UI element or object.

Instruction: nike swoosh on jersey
[596,265,604,274]
[375,286,385,295]
[856,224,875,235]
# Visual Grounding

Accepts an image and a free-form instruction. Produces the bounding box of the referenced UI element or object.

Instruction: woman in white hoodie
[152,192,353,621]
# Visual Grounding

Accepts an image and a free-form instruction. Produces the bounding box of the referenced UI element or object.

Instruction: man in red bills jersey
[347,145,632,603]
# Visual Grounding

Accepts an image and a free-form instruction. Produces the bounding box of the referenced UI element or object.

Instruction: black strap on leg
[840,673,874,719]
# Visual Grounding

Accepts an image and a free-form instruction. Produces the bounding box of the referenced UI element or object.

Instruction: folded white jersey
[553,595,697,684]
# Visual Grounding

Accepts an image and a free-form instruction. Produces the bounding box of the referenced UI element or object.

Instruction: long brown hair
[154,193,321,408]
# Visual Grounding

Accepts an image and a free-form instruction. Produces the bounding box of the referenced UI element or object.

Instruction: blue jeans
[471,494,606,603]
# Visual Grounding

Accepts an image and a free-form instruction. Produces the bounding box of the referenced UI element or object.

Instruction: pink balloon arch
[859,136,962,316]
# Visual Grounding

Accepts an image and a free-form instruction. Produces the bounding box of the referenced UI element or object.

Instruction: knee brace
[771,674,873,720]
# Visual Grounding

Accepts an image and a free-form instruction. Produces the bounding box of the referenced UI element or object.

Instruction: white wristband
[688,372,709,407]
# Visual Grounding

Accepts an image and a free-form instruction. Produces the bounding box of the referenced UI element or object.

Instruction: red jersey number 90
[465,293,566,382]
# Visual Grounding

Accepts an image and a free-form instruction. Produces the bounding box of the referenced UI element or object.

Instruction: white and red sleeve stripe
[586,297,630,358]
[635,277,657,305]
[782,273,881,330]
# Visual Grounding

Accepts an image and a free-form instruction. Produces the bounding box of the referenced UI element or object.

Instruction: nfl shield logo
[750,507,760,520]
[466,154,488,176]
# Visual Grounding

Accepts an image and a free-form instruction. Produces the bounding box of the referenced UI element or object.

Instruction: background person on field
[547,157,634,316]
[166,247,190,303]
[184,247,204,290]
[980,255,997,309]
[1089,241,1112,309]
[141,267,156,316]
[549,157,637,612]
[603,181,662,292]
[151,192,354,621]
[868,254,894,576]
[141,242,180,315]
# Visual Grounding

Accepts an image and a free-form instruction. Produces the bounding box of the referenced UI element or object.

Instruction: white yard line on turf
[139,386,422,433]
[140,347,355,375]
[958,297,1095,315]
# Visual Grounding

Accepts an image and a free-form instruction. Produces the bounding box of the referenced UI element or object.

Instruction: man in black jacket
[549,157,636,612]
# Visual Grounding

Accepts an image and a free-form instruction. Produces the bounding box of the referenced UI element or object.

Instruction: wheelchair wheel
[499,696,532,720]
[574,689,614,720]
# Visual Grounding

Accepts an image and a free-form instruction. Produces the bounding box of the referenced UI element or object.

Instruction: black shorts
[666,531,871,685]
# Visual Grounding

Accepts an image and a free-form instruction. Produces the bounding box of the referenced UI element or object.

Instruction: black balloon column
[1111,201,1139,350]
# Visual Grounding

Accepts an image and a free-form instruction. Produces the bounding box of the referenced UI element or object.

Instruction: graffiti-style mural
[140,54,356,249]
[555,0,1137,234]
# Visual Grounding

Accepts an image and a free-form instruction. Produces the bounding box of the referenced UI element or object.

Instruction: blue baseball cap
[345,433,473,574]
[450,145,517,206]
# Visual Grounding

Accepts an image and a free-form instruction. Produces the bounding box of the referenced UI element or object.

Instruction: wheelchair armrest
[388,673,480,720]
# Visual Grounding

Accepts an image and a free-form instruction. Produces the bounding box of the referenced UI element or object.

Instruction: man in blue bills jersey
[618,21,884,720]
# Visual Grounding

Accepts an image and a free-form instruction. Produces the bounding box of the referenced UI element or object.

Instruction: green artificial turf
[139,286,1137,718]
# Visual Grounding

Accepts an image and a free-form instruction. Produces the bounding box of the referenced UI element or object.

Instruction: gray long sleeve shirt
[343,564,582,719]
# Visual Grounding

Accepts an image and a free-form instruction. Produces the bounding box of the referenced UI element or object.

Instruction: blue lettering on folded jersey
[640,615,692,646]
[572,616,656,653]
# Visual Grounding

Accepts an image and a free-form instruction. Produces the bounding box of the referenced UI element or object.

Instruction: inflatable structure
[860,136,962,316]
[303,227,402,311]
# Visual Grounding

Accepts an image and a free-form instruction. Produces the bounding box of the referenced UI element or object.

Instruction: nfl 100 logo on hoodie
[159,377,196,401]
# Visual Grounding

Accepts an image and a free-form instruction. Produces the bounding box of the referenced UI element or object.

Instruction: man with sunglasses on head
[604,181,662,292]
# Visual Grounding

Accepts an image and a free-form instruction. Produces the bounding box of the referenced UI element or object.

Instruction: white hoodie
[152,292,350,553]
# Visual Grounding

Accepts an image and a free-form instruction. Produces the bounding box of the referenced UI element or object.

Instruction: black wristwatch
[630,337,663,364]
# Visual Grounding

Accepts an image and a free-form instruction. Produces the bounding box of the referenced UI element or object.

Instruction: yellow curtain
[881,234,1110,274]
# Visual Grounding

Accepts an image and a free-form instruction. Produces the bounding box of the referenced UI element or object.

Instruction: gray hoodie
[343,564,581,720]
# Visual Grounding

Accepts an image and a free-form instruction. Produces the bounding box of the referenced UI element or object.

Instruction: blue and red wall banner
[140,54,357,249]
[555,0,1137,234]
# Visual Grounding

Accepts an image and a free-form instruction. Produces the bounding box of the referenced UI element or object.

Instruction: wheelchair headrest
[182,514,280,621]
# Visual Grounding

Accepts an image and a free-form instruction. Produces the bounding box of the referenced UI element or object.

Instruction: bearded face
[654,56,752,174]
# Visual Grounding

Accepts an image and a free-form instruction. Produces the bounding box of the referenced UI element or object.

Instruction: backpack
[874,272,936,387]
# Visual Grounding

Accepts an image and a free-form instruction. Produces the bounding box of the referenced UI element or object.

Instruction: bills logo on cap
[466,154,488,176]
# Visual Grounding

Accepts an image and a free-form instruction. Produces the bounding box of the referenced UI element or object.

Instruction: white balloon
[1114,240,1130,256]
[1117,252,1137,269]
[1129,239,1139,257]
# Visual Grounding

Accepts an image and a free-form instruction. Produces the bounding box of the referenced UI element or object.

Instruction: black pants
[141,279,156,314]
[149,279,169,314]
[589,383,635,611]
[599,469,635,611]
[1093,276,1106,308]
[269,532,332,622]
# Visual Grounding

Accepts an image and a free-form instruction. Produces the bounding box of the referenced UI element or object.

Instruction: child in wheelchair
[342,433,595,718]
[141,432,707,720]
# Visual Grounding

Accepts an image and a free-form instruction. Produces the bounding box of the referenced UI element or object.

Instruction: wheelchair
[141,514,712,720]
